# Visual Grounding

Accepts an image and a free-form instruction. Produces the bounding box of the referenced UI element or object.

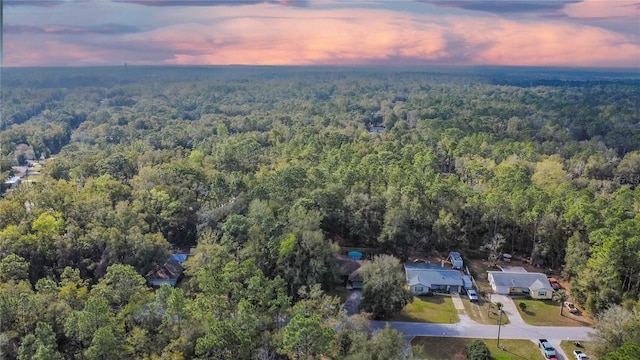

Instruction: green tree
[365,323,407,360]
[20,322,64,360]
[0,254,29,282]
[590,305,640,357]
[84,325,121,360]
[91,264,148,308]
[279,313,334,360]
[601,342,640,360]
[553,289,568,316]
[360,255,412,319]
[195,319,251,360]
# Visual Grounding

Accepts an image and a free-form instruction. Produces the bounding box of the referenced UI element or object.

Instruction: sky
[2,0,640,68]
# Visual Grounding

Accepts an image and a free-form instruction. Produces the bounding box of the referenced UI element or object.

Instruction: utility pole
[496,308,503,348]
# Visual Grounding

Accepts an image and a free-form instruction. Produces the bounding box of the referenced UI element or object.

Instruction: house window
[538,291,547,297]
[415,286,423,292]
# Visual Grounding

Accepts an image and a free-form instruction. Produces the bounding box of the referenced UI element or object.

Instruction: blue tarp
[170,254,188,263]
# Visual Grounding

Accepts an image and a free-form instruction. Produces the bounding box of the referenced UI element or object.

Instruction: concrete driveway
[344,290,362,316]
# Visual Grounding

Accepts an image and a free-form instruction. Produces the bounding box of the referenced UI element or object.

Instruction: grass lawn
[516,299,593,327]
[391,296,459,323]
[462,297,509,325]
[560,340,598,360]
[412,337,544,360]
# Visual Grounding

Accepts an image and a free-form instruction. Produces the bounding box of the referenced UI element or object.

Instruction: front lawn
[391,295,459,323]
[516,299,593,326]
[412,337,543,360]
[462,297,509,325]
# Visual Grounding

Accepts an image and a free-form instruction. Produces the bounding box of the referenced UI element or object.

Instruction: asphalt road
[370,318,593,341]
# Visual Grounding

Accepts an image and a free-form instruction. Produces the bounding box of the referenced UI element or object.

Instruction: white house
[404,263,463,295]
[488,271,554,299]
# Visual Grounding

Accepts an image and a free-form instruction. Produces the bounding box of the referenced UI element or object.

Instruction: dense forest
[0,66,639,359]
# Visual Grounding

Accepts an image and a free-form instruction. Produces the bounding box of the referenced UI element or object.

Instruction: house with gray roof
[404,263,463,295]
[488,270,554,299]
[337,255,364,289]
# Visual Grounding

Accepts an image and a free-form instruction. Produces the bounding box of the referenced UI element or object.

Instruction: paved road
[370,320,592,341]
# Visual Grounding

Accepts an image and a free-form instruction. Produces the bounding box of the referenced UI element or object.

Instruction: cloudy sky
[3,0,640,67]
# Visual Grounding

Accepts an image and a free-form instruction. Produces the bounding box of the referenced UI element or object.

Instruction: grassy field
[516,299,593,326]
[412,337,544,360]
[560,340,598,360]
[461,296,509,325]
[391,296,459,323]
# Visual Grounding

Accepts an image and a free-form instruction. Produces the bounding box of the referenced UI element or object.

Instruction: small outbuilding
[447,251,464,269]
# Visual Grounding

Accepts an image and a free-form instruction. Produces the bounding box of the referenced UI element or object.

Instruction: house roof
[337,255,363,276]
[529,279,549,291]
[4,176,21,185]
[405,263,463,287]
[348,267,363,282]
[488,271,553,291]
[146,260,184,281]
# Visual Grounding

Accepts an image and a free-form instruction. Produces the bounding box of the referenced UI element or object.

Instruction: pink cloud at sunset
[3,0,640,68]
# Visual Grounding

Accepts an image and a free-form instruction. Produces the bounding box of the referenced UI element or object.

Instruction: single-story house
[404,263,463,295]
[337,255,364,289]
[488,271,554,299]
[146,260,184,287]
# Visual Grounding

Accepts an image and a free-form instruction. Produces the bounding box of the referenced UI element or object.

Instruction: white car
[573,350,589,360]
[467,289,478,302]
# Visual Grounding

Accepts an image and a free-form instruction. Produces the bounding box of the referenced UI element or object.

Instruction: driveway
[344,290,362,316]
[491,294,527,326]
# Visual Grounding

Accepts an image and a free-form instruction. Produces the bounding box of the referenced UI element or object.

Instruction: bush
[519,302,527,312]
[468,340,491,360]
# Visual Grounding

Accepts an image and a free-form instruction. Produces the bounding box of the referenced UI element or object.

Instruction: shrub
[519,302,527,312]
[468,340,491,360]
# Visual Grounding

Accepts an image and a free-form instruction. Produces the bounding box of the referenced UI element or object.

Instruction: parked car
[538,339,557,359]
[548,277,561,290]
[565,301,578,313]
[573,350,589,360]
[467,289,478,302]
